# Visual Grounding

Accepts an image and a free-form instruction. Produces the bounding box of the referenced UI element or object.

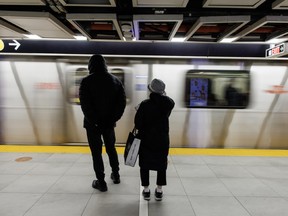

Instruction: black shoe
[92,180,107,192]
[111,173,120,184]
[142,189,150,201]
[155,189,163,201]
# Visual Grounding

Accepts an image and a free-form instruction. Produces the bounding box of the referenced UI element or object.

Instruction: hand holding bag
[124,127,141,167]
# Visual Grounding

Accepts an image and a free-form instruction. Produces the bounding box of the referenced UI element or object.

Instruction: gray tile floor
[1,152,288,216]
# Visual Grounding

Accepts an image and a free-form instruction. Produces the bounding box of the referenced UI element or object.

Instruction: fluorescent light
[24,34,41,39]
[220,37,237,43]
[267,38,288,44]
[171,37,186,42]
[74,35,87,40]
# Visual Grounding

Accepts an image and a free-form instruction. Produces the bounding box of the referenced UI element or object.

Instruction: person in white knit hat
[134,78,175,201]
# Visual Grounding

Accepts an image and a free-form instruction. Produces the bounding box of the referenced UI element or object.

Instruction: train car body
[0,56,287,149]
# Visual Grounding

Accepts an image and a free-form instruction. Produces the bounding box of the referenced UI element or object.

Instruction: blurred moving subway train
[0,55,287,149]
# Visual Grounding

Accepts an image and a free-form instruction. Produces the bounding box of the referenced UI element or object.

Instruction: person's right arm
[79,78,98,126]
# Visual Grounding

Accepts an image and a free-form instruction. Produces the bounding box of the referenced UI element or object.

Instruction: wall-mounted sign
[266,43,287,58]
[0,38,268,58]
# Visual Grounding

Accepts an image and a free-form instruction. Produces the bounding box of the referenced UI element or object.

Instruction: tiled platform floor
[1,150,288,216]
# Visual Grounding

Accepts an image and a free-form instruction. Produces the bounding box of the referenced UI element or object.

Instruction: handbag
[124,127,141,167]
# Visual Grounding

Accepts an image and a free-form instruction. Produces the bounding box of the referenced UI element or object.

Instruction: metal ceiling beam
[0,11,75,39]
[234,16,288,41]
[272,0,288,9]
[66,13,124,41]
[0,0,45,5]
[132,0,189,7]
[0,19,27,38]
[59,0,116,7]
[265,27,288,42]
[184,16,250,42]
[133,14,183,41]
[203,0,266,8]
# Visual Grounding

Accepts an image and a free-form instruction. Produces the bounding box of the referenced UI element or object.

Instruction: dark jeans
[85,126,119,182]
[140,168,167,186]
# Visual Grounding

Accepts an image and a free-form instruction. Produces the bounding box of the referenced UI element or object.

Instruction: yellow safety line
[168,148,288,157]
[1,145,288,157]
[0,145,91,154]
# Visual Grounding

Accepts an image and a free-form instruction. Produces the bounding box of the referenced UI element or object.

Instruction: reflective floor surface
[1,148,288,216]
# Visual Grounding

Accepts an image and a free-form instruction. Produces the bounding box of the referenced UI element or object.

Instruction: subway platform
[1,145,288,216]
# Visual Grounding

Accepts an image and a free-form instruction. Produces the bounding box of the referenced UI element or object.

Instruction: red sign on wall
[266,43,286,58]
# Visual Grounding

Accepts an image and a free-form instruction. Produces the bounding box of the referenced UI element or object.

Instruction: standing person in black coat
[79,54,126,192]
[135,78,175,201]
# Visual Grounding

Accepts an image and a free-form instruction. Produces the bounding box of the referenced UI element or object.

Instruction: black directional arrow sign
[0,39,268,58]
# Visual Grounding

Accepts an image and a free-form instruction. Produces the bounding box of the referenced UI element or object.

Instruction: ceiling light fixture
[74,35,87,40]
[121,23,132,32]
[266,38,288,44]
[24,34,41,39]
[171,37,186,42]
[219,37,237,43]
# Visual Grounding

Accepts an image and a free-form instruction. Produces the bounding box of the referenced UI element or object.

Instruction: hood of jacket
[88,54,108,74]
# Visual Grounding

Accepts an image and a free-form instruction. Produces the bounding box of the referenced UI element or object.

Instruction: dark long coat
[134,93,175,170]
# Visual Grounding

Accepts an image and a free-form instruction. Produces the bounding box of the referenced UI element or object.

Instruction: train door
[1,60,65,145]
[65,65,88,144]
[65,64,134,144]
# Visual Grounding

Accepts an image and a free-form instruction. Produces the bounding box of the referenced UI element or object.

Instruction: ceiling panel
[0,0,45,5]
[232,16,288,42]
[66,13,123,41]
[272,0,288,9]
[132,0,189,7]
[184,16,250,42]
[59,0,116,7]
[0,19,26,38]
[0,11,75,39]
[203,0,266,8]
[133,14,183,41]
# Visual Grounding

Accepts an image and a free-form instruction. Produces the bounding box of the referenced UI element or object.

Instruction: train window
[67,67,126,105]
[185,70,250,109]
[67,67,88,105]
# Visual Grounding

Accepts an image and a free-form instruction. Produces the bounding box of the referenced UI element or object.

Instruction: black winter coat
[135,93,175,170]
[79,71,126,129]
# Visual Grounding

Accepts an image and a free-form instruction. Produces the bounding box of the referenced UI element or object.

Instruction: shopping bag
[125,137,141,167]
[124,129,136,161]
[124,128,141,167]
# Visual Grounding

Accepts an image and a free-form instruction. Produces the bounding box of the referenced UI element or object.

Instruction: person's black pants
[140,168,167,186]
[86,126,119,182]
